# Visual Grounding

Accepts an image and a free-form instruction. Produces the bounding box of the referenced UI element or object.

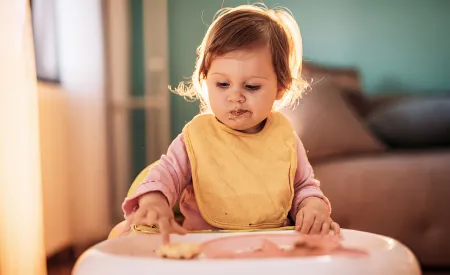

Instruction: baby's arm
[290,133,340,235]
[289,133,331,222]
[122,133,192,218]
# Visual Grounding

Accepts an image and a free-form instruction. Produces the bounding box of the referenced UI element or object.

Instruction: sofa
[281,62,450,267]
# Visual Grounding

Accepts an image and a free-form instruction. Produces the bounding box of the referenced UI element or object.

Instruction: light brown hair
[172,3,308,112]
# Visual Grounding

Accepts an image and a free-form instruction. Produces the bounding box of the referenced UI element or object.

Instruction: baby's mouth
[228,109,252,120]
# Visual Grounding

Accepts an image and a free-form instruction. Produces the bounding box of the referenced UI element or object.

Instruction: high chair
[74,164,421,275]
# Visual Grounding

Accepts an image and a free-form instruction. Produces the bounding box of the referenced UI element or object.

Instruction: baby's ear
[276,87,285,100]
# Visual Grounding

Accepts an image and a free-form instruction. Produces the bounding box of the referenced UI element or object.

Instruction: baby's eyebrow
[209,72,268,80]
[209,72,228,77]
[248,76,268,80]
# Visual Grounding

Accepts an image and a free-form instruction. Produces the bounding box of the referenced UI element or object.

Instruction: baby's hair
[171,3,309,112]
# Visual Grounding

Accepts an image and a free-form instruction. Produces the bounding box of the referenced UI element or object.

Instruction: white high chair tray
[73,229,421,275]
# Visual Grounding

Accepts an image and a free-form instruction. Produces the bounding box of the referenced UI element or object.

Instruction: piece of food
[156,233,366,260]
[292,234,342,252]
[155,242,201,259]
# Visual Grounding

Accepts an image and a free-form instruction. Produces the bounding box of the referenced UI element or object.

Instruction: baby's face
[206,45,281,133]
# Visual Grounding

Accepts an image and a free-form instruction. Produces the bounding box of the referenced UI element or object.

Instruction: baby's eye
[216,82,230,88]
[245,84,261,91]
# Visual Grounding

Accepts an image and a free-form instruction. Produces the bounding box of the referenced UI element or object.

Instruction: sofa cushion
[302,61,371,117]
[313,149,450,265]
[282,83,386,161]
[366,96,450,148]
[302,62,362,92]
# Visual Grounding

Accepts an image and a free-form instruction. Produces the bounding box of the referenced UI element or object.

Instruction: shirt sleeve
[289,133,332,222]
[122,133,192,218]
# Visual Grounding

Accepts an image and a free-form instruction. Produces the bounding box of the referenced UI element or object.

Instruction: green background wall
[130,0,147,178]
[167,0,450,138]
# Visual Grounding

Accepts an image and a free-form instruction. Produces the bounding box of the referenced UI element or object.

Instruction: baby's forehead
[212,40,270,57]
[208,52,276,80]
[218,46,269,59]
[210,45,273,67]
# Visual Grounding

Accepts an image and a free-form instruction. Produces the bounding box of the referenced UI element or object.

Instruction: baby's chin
[224,119,264,134]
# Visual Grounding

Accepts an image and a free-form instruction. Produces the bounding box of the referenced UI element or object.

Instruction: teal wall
[130,0,147,179]
[168,0,450,138]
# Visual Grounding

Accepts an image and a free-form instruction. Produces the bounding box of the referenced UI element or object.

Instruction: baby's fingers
[158,217,188,244]
[129,209,145,226]
[295,209,304,231]
[124,213,134,229]
[320,222,330,235]
[170,219,188,235]
[158,217,172,245]
[299,212,314,234]
[310,216,324,234]
[331,221,341,236]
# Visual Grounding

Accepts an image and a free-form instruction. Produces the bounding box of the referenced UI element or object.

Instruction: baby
[121,4,340,244]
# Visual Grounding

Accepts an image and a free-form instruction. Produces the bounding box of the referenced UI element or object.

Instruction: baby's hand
[295,197,340,236]
[125,192,187,244]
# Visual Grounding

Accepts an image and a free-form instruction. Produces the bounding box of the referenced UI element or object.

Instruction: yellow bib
[183,112,297,229]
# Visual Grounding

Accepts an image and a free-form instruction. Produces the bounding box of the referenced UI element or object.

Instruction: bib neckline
[210,112,275,137]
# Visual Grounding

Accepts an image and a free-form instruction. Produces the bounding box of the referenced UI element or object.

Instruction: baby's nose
[227,89,246,103]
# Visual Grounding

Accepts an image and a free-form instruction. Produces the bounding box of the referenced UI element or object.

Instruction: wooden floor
[424,270,450,275]
[46,246,79,275]
[47,260,75,275]
[48,264,74,275]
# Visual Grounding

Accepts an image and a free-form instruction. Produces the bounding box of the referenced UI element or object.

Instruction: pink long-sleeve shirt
[122,133,330,230]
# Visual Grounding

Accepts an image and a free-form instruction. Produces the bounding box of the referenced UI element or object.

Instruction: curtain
[0,1,47,274]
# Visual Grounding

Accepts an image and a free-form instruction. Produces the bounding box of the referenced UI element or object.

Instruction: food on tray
[291,234,342,252]
[156,233,366,260]
[155,242,201,259]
